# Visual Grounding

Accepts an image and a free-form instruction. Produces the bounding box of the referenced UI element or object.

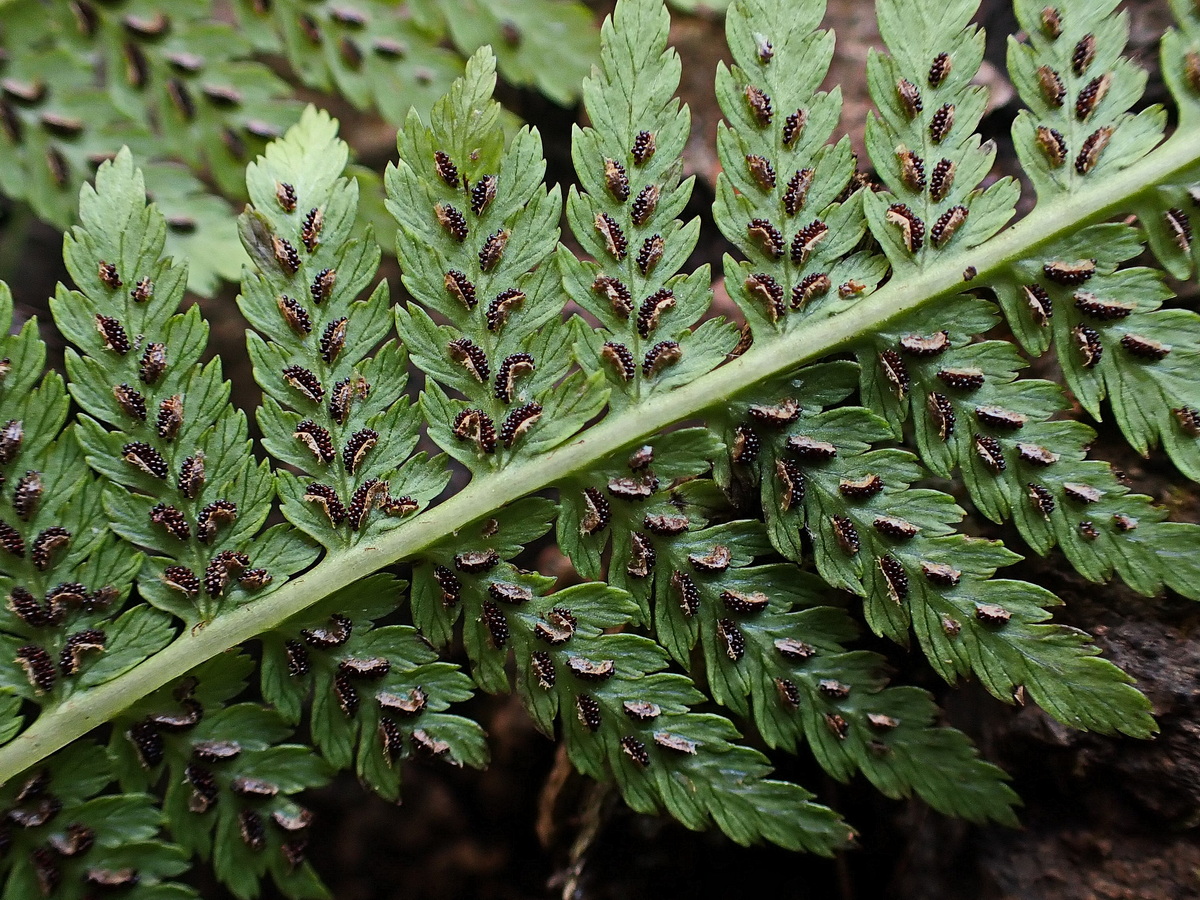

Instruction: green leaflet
[54,150,318,625]
[706,364,1155,738]
[406,484,851,850]
[0,0,297,294]
[0,742,197,898]
[0,0,600,296]
[1158,0,1200,287]
[0,280,164,709]
[562,437,1019,822]
[390,50,607,470]
[108,653,331,900]
[232,0,461,127]
[556,426,725,620]
[240,107,448,549]
[715,0,883,332]
[462,568,851,853]
[258,574,486,802]
[998,0,1200,477]
[864,0,1018,268]
[998,224,1200,481]
[561,0,737,407]
[1008,0,1165,205]
[234,0,597,119]
[854,0,1200,590]
[855,295,1200,600]
[0,0,1199,893]
[435,0,600,106]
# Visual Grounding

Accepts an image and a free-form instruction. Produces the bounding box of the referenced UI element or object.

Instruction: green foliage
[239,107,447,548]
[0,0,299,293]
[0,0,1198,896]
[54,150,317,626]
[561,0,737,406]
[0,0,600,295]
[390,50,606,470]
[108,653,331,899]
[0,742,196,899]
[234,0,598,113]
[715,0,882,330]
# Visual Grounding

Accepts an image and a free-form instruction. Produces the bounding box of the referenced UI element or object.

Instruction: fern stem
[1,127,1196,785]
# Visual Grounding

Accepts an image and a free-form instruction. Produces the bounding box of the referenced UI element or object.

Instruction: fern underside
[0,0,1198,894]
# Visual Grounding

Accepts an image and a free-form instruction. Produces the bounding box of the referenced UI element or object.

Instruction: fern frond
[410,496,557,676]
[0,28,119,226]
[52,150,318,626]
[556,427,723,622]
[390,49,607,470]
[995,0,1200,481]
[709,364,1156,737]
[715,0,884,333]
[992,224,1200,480]
[855,295,1200,599]
[863,0,1018,268]
[405,484,851,849]
[429,0,600,106]
[259,573,487,803]
[233,0,597,118]
[561,0,738,406]
[558,417,1020,822]
[52,2,297,197]
[107,653,331,899]
[0,741,196,898]
[0,282,162,720]
[3,3,1199,878]
[417,540,852,852]
[240,107,446,549]
[232,0,464,125]
[1008,0,1165,204]
[0,1,298,294]
[851,0,1200,588]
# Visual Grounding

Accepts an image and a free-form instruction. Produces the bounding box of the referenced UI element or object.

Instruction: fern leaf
[853,0,1200,582]
[1008,0,1165,204]
[710,364,1155,737]
[258,573,486,802]
[236,0,600,118]
[0,1,298,294]
[855,294,1200,599]
[4,2,1199,872]
[107,653,331,899]
[715,0,885,334]
[403,457,848,850]
[408,516,854,850]
[0,30,121,227]
[433,0,600,106]
[240,107,445,548]
[864,0,1018,269]
[390,49,607,470]
[0,279,169,724]
[0,741,197,897]
[991,222,1200,481]
[561,0,738,407]
[52,2,298,197]
[52,149,318,626]
[560,427,1020,822]
[233,0,465,127]
[495,575,850,853]
[1147,0,1200,271]
[556,426,724,623]
[995,0,1200,478]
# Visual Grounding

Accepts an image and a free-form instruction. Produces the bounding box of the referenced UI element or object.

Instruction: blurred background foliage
[0,0,694,295]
